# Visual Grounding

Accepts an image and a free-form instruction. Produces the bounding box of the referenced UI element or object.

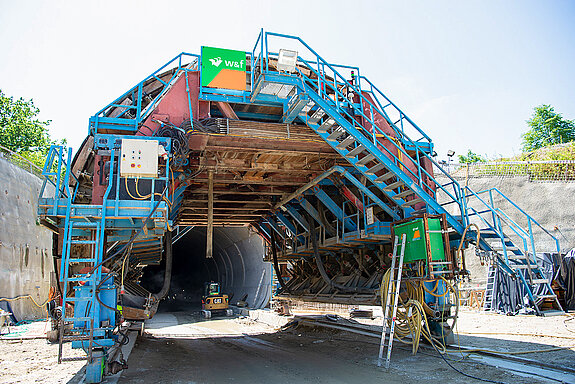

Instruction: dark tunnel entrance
[140,227,271,313]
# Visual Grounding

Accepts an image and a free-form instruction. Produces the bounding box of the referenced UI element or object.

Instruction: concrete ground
[117,309,575,384]
[0,309,573,383]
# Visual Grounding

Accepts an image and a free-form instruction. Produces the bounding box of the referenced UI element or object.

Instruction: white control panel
[120,139,159,178]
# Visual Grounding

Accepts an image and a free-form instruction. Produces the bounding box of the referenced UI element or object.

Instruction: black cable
[271,230,290,294]
[156,124,189,168]
[417,306,506,384]
[88,186,168,275]
[95,273,119,313]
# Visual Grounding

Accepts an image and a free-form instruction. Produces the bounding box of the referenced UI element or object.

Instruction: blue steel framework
[38,29,562,382]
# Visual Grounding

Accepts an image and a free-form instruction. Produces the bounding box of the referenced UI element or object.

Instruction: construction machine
[201,282,233,319]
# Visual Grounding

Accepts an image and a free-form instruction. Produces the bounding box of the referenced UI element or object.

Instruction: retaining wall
[0,157,53,320]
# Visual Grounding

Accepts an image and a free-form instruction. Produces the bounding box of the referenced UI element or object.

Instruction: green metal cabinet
[393,217,446,263]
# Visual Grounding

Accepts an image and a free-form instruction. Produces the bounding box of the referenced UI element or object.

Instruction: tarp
[490,251,574,314]
[557,249,575,310]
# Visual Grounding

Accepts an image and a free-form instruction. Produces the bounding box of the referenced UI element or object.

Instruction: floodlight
[277,49,298,72]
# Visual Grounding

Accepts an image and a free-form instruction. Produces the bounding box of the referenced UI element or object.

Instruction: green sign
[201,46,246,90]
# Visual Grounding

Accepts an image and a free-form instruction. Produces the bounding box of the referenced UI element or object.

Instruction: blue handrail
[468,187,561,254]
[258,31,468,227]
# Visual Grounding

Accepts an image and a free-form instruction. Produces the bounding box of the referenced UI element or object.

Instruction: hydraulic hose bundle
[379,269,459,354]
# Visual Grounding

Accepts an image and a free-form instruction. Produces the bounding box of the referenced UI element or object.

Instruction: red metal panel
[360,92,425,210]
[91,154,106,204]
[139,71,205,136]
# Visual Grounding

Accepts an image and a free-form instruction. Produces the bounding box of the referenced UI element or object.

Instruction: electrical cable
[88,185,168,275]
[418,305,507,384]
[124,178,172,208]
[270,230,290,294]
[0,287,57,310]
[379,270,460,354]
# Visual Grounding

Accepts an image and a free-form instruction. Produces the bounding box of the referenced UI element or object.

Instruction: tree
[0,89,60,168]
[522,104,575,152]
[458,150,486,163]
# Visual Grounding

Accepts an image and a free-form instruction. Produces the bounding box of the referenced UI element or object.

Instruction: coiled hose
[379,269,459,354]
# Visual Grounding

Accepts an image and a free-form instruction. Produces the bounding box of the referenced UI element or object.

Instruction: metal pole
[206,170,214,258]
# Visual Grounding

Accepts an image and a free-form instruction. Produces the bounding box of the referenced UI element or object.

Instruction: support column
[206,170,214,258]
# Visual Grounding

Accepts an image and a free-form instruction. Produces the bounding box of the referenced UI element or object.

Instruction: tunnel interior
[140,227,271,312]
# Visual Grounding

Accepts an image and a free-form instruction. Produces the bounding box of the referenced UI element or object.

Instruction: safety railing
[465,187,561,255]
[254,30,468,228]
[340,200,362,242]
[39,145,80,215]
[436,160,575,183]
[91,52,200,134]
[0,144,43,177]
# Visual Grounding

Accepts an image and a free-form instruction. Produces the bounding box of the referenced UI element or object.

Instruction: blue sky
[1,0,573,161]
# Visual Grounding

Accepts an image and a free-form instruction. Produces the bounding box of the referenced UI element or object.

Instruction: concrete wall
[438,175,575,285]
[0,157,53,320]
[463,176,574,252]
[183,227,272,309]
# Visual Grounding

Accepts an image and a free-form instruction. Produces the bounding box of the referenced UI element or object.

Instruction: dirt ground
[0,337,84,384]
[0,309,573,384]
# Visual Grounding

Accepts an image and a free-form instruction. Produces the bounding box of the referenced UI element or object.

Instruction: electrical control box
[392,217,446,263]
[120,139,159,178]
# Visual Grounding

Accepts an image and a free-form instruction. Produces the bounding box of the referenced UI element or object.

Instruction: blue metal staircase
[465,187,562,315]
[251,30,562,315]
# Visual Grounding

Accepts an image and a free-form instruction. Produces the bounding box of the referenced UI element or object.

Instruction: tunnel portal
[141,227,270,312]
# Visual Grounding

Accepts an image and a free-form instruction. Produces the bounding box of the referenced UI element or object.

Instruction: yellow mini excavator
[201,282,233,319]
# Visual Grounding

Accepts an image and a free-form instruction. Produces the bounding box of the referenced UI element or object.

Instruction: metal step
[336,135,356,149]
[317,118,336,133]
[512,264,538,269]
[356,154,375,166]
[68,258,97,263]
[308,109,326,124]
[507,254,527,260]
[392,189,415,200]
[383,180,405,191]
[535,294,557,300]
[327,129,346,141]
[300,101,314,115]
[492,246,520,252]
[71,222,99,228]
[346,145,366,158]
[374,172,395,183]
[365,163,386,175]
[401,198,423,208]
[70,240,97,245]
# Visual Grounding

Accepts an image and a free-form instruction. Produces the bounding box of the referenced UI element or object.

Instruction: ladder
[378,234,407,369]
[483,263,496,311]
[58,216,102,363]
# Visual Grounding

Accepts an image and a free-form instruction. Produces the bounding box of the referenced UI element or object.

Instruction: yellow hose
[380,269,450,354]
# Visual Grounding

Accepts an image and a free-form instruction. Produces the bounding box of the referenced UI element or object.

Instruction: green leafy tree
[0,89,62,168]
[522,104,575,152]
[458,150,486,163]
